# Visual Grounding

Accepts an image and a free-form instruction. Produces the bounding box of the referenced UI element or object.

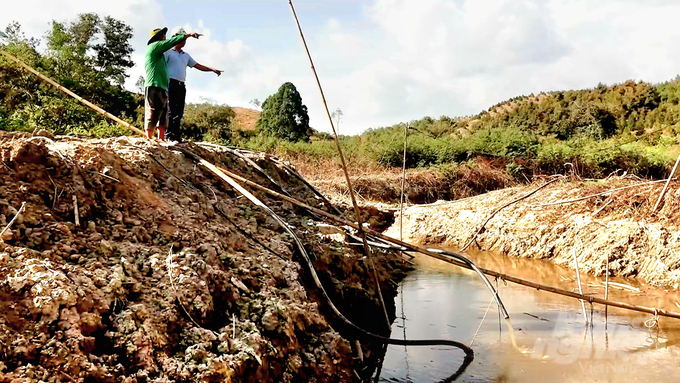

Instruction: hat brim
[147,27,168,45]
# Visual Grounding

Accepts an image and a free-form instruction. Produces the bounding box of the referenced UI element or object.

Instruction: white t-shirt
[164,49,197,83]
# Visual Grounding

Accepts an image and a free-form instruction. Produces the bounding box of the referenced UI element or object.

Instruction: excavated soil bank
[0,133,406,382]
[306,159,515,205]
[387,177,680,288]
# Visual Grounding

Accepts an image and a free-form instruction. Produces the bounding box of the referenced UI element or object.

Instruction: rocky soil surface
[386,177,680,287]
[0,132,405,382]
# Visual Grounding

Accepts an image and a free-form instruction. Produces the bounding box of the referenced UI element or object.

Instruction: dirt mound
[0,133,403,382]
[387,177,680,287]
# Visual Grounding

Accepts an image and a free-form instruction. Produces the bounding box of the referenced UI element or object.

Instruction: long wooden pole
[0,50,145,136]
[573,246,588,324]
[399,124,409,242]
[605,253,610,327]
[197,157,680,320]
[653,153,680,212]
[287,0,391,331]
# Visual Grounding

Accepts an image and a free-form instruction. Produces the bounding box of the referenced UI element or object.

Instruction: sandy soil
[0,132,404,382]
[386,177,680,288]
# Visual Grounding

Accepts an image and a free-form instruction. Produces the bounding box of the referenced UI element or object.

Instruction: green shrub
[182,103,235,143]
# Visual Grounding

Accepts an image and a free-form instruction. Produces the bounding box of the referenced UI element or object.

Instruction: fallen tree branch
[461,179,558,251]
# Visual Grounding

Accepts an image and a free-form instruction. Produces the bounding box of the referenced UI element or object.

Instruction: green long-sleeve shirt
[144,34,186,91]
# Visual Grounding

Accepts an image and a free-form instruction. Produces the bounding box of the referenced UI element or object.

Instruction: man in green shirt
[144,27,201,140]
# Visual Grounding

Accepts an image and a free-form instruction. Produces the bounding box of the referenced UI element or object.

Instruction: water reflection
[376,249,680,382]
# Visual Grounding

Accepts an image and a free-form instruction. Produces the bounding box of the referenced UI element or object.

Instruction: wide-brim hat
[148,27,168,45]
[173,28,187,37]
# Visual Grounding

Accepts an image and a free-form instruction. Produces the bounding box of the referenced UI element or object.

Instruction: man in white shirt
[164,28,223,142]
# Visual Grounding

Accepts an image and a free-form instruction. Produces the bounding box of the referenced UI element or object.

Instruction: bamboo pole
[288,0,391,331]
[653,153,680,212]
[399,124,409,243]
[0,50,145,136]
[605,253,610,327]
[193,157,680,320]
[573,245,588,324]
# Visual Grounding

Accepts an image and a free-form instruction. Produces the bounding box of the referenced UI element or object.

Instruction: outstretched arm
[152,33,203,56]
[194,63,223,76]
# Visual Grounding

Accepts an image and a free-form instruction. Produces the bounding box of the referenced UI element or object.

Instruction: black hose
[266,200,475,381]
[180,148,475,381]
[147,145,474,381]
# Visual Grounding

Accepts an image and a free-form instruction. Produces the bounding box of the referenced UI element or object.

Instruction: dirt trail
[0,133,405,382]
[386,177,680,288]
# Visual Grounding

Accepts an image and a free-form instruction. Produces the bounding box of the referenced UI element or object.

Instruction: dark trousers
[167,79,186,142]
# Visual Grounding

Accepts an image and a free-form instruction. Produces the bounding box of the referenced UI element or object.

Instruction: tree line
[4,13,680,179]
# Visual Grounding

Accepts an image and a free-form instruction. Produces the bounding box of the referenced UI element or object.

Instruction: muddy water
[377,249,680,382]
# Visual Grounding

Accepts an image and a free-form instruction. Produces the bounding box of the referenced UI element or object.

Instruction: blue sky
[4,0,680,134]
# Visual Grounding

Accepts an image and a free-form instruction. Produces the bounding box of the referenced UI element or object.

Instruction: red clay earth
[0,132,406,383]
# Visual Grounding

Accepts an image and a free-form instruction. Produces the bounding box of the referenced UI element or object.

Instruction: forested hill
[466,79,678,142]
[309,79,680,178]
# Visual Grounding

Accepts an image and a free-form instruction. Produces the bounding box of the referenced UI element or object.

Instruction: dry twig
[0,201,25,239]
[461,179,558,251]
[72,195,79,226]
[592,199,614,217]
[653,153,680,212]
[535,178,672,207]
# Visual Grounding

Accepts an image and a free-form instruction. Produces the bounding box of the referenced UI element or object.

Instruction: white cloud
[1,0,163,92]
[5,0,680,135]
[295,0,680,133]
[167,20,283,108]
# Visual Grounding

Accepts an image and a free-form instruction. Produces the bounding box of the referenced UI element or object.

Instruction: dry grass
[292,156,516,205]
[231,107,260,131]
[532,176,680,223]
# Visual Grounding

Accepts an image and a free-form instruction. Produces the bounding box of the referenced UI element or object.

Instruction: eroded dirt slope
[387,177,680,287]
[0,133,403,382]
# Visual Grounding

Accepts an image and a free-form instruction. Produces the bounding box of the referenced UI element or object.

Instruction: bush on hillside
[182,103,235,144]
